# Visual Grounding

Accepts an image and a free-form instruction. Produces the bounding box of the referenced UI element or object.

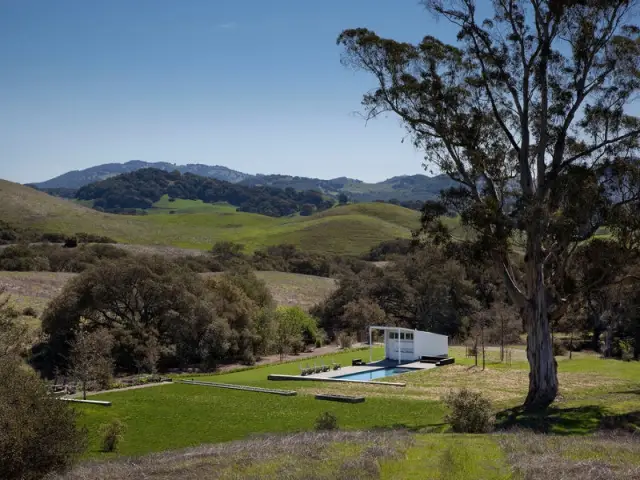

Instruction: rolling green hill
[0,180,420,255]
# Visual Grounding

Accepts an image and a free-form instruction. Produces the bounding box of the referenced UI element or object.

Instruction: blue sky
[0,0,458,184]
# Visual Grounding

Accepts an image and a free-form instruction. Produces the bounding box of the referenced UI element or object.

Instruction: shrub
[443,388,494,433]
[338,332,353,349]
[0,357,87,479]
[22,306,37,317]
[100,419,126,453]
[315,412,338,431]
[63,237,78,249]
[74,232,117,244]
[552,339,567,356]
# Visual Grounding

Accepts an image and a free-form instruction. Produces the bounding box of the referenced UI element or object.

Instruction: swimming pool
[334,367,414,381]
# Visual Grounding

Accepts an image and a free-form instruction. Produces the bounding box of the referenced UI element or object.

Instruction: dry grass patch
[0,271,74,300]
[296,366,623,405]
[56,431,412,480]
[253,271,337,309]
[499,432,640,479]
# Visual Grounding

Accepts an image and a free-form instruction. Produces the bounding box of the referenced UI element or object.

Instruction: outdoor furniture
[352,358,363,366]
[332,362,341,370]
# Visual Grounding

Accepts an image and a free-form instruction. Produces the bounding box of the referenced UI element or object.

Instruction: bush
[552,339,567,356]
[0,357,87,479]
[22,306,37,317]
[443,388,494,433]
[74,232,117,244]
[64,237,78,248]
[315,412,338,431]
[338,332,353,349]
[100,419,126,453]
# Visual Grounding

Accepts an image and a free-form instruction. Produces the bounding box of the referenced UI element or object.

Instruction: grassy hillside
[0,181,419,255]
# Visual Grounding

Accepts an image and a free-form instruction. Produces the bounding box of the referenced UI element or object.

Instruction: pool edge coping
[267,374,406,387]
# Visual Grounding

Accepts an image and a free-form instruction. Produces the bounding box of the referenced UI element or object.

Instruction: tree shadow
[371,422,448,433]
[496,405,640,435]
[611,389,640,395]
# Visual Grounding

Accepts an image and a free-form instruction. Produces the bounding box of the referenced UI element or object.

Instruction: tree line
[32,256,322,379]
[72,168,336,217]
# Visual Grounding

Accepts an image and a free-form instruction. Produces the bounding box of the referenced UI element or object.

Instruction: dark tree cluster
[312,243,480,340]
[0,243,129,273]
[75,168,335,217]
[33,256,322,377]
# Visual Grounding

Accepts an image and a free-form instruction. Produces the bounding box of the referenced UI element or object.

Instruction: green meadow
[75,346,640,460]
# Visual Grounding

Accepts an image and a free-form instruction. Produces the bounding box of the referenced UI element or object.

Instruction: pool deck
[306,359,436,380]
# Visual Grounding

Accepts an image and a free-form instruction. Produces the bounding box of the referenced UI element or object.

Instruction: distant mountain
[30,160,250,189]
[29,161,456,202]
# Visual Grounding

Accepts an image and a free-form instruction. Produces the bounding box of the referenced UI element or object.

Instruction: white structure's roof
[369,325,417,333]
[369,326,447,337]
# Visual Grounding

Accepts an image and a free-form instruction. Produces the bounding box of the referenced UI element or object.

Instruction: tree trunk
[634,321,640,360]
[500,316,505,362]
[523,235,558,411]
[481,325,485,371]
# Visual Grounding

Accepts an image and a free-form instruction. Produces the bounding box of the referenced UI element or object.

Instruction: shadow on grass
[371,422,448,434]
[496,405,640,435]
[612,389,640,395]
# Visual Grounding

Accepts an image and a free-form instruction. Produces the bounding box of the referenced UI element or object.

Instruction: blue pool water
[334,367,414,381]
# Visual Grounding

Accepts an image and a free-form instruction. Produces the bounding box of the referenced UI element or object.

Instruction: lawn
[75,345,640,459]
[79,385,444,458]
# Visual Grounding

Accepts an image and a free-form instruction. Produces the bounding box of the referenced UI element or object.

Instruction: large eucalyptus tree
[338,0,640,410]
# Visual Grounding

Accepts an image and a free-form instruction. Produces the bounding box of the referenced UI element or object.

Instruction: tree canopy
[339,0,640,410]
[75,168,335,217]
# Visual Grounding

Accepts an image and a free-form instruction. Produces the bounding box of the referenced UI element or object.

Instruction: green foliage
[0,290,29,359]
[0,243,129,273]
[100,419,126,453]
[341,298,388,341]
[443,388,495,434]
[0,357,87,479]
[273,306,318,359]
[363,238,413,261]
[75,168,335,217]
[313,244,476,339]
[338,332,354,349]
[315,412,339,431]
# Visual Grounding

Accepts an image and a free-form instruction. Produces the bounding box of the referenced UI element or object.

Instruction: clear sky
[0,0,459,184]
